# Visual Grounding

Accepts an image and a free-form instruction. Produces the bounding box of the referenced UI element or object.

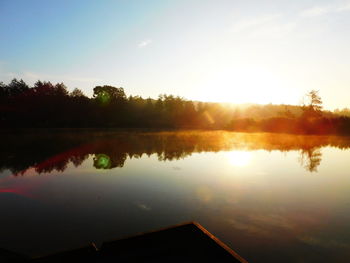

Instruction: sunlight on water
[1,131,350,263]
[226,150,252,167]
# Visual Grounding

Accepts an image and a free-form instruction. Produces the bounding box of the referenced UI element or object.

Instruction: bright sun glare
[199,66,298,105]
[227,150,252,167]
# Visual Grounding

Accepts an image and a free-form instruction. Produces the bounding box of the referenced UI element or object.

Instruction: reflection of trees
[0,131,349,175]
[298,147,323,172]
[93,152,127,169]
[70,154,89,167]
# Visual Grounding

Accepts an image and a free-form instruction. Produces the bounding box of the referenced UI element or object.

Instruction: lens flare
[94,154,111,169]
[97,91,111,104]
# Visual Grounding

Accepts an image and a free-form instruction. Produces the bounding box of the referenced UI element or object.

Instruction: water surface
[1,131,350,262]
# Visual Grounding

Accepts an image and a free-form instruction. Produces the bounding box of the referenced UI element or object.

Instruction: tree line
[1,78,350,134]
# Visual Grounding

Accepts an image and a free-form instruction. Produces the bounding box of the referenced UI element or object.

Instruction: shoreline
[1,127,350,136]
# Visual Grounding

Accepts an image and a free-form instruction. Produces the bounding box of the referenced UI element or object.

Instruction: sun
[197,66,298,105]
[226,150,252,167]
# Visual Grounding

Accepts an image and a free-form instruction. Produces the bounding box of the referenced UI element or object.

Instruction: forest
[1,78,350,134]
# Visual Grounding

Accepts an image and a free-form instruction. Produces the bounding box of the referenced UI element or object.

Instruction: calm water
[1,131,350,262]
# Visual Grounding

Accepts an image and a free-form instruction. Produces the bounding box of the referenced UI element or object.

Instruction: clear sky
[0,0,349,110]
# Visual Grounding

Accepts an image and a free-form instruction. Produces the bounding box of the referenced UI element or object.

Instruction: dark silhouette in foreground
[0,222,247,263]
[1,79,350,134]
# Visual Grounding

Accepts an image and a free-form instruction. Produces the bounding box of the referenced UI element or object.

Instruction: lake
[1,131,350,262]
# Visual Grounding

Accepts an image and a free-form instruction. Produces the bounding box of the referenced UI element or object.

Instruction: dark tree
[33,81,55,96]
[70,88,86,98]
[93,85,126,104]
[0,82,8,98]
[54,83,69,97]
[302,90,323,118]
[0,77,349,135]
[6,78,29,97]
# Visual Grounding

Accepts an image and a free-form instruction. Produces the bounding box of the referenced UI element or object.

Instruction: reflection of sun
[227,151,252,167]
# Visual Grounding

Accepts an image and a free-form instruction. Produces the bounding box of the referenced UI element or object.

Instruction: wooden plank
[99,221,247,262]
[4,222,248,262]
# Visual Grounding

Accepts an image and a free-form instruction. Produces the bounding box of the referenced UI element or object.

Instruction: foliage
[302,90,323,118]
[93,85,126,105]
[0,78,349,134]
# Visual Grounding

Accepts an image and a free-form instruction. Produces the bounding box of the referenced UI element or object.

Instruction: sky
[0,0,349,110]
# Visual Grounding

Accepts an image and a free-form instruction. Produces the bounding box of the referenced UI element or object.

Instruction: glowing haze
[1,0,349,110]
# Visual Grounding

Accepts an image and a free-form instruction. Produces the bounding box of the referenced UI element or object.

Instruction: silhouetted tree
[54,83,69,97]
[302,90,323,118]
[70,88,86,98]
[93,85,126,104]
[6,78,29,97]
[0,81,8,98]
[0,78,349,135]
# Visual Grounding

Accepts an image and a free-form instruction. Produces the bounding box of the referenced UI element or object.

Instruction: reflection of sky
[1,147,350,261]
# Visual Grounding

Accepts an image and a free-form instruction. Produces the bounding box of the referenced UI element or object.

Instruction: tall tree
[6,78,29,97]
[0,82,7,98]
[302,90,323,118]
